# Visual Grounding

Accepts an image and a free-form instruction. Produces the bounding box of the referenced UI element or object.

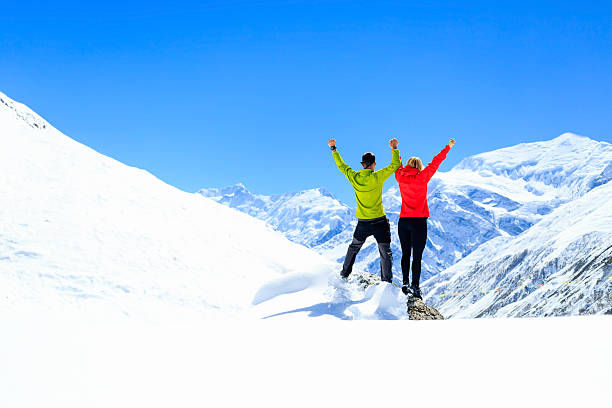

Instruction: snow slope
[2,312,610,407]
[0,91,411,320]
[0,92,319,316]
[422,178,612,318]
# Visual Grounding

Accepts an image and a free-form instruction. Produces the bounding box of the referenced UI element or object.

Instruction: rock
[348,272,445,319]
[407,297,444,320]
[347,271,382,290]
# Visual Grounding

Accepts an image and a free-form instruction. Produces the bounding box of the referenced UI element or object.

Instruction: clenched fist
[389,138,399,149]
[449,138,455,148]
[328,139,337,148]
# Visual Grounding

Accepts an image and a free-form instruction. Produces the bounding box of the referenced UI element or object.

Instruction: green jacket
[332,148,401,219]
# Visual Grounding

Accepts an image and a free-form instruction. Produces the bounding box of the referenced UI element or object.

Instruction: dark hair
[361,152,375,168]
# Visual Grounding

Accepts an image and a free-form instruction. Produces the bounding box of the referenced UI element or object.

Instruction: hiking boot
[401,284,411,295]
[411,285,422,300]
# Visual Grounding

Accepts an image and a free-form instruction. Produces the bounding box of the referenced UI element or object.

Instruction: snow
[423,179,612,318]
[252,273,408,320]
[455,132,612,195]
[0,91,327,317]
[1,311,610,407]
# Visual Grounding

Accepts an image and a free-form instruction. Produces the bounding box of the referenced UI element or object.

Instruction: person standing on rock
[395,138,455,299]
[328,138,401,283]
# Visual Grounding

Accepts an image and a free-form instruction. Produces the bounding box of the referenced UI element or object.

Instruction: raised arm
[394,150,405,181]
[328,139,357,179]
[375,138,401,181]
[421,138,455,181]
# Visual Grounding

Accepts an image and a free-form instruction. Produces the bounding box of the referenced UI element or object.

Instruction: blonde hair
[406,157,424,171]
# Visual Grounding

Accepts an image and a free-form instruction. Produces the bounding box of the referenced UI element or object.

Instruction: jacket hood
[399,166,420,176]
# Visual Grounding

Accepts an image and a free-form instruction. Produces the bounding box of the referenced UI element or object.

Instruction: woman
[394,138,455,299]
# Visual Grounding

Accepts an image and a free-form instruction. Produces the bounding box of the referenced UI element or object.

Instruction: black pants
[341,216,393,283]
[398,217,427,288]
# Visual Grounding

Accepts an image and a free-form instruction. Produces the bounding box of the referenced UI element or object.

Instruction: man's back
[332,148,401,219]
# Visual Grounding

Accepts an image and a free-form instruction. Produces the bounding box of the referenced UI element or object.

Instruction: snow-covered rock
[407,297,444,320]
[342,271,444,320]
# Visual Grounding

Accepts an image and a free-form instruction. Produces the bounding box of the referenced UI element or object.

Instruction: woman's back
[395,144,451,217]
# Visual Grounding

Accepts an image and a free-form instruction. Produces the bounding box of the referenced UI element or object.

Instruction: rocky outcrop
[347,272,445,319]
[407,297,444,320]
[347,271,383,290]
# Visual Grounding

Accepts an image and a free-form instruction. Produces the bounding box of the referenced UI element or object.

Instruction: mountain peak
[553,132,589,142]
[229,182,249,193]
[310,187,335,198]
[454,133,610,183]
[198,183,251,196]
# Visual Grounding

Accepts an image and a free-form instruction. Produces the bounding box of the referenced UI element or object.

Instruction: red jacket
[395,145,450,218]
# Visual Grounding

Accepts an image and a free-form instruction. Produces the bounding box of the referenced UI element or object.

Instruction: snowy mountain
[204,134,612,285]
[423,178,612,317]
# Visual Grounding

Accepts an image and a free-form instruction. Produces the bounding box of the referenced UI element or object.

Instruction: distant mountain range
[201,133,612,317]
[199,185,353,248]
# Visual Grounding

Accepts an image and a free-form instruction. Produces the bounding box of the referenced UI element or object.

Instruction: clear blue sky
[2,0,611,204]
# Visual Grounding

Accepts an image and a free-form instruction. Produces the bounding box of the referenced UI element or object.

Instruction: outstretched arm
[375,138,401,181]
[328,139,357,179]
[421,138,455,181]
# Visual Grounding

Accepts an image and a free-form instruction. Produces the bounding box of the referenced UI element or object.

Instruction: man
[328,138,401,283]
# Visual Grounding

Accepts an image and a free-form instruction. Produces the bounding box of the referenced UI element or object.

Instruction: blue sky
[2,0,611,204]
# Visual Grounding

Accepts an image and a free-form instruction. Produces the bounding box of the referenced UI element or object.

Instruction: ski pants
[341,216,393,283]
[398,217,428,288]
